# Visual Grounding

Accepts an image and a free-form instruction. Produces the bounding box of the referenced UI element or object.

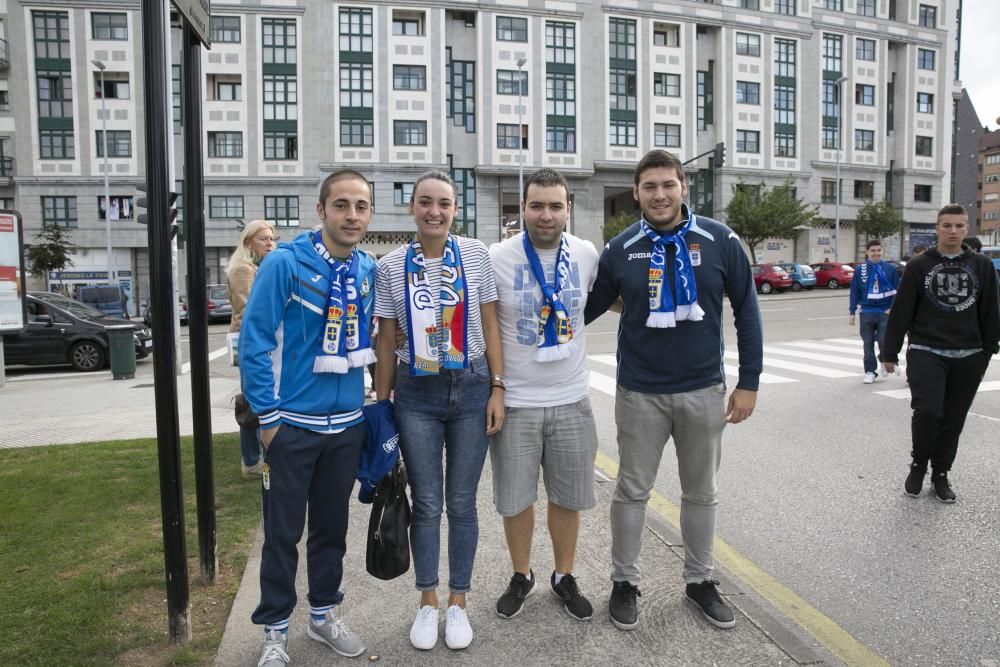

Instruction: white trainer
[445,605,474,650]
[409,605,439,650]
[863,372,876,384]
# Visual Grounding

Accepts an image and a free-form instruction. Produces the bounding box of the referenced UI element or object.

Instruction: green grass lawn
[0,434,261,666]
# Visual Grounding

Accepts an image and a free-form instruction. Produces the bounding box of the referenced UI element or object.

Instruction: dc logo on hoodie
[383,433,399,455]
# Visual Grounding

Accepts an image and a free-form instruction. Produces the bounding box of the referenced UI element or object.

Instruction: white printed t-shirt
[489,231,599,408]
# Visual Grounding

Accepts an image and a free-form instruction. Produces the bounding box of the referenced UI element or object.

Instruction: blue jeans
[393,356,492,593]
[240,425,261,466]
[859,311,889,374]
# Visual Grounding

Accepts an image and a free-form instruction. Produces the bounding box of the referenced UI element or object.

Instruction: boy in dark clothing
[883,204,1000,503]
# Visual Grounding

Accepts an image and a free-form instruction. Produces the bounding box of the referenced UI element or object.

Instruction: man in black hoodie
[883,204,1000,503]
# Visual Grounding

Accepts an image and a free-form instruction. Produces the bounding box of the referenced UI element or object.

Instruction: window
[985,211,1000,221]
[822,34,842,72]
[447,55,476,133]
[497,16,527,42]
[453,166,477,236]
[497,123,527,149]
[339,9,372,53]
[822,80,839,119]
[987,154,1000,165]
[697,69,713,130]
[913,184,932,202]
[855,129,874,151]
[609,18,636,61]
[262,18,296,64]
[609,120,636,146]
[823,0,843,9]
[339,64,372,108]
[92,13,127,40]
[776,38,796,78]
[736,80,760,104]
[986,174,1000,183]
[0,92,7,113]
[40,128,74,159]
[95,74,130,99]
[209,196,244,218]
[856,38,876,61]
[497,70,528,96]
[736,129,760,153]
[917,49,936,71]
[916,92,934,113]
[264,196,299,227]
[610,70,636,111]
[393,183,414,205]
[774,85,795,125]
[775,0,796,15]
[96,130,131,157]
[41,196,77,227]
[210,16,241,43]
[393,65,426,91]
[822,127,839,150]
[855,84,875,106]
[736,32,761,57]
[775,132,796,157]
[394,120,427,146]
[984,193,999,202]
[915,135,933,157]
[856,0,876,17]
[263,74,297,121]
[740,0,759,8]
[215,81,242,101]
[547,73,575,116]
[264,132,297,159]
[172,64,182,134]
[918,4,936,28]
[208,132,243,158]
[340,119,373,146]
[654,123,681,148]
[653,24,680,47]
[821,179,838,204]
[392,12,423,36]
[546,126,576,153]
[654,73,681,97]
[33,11,71,60]
[854,180,874,199]
[545,21,575,64]
[37,71,73,118]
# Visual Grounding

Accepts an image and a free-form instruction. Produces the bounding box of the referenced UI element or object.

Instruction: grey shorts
[490,397,599,517]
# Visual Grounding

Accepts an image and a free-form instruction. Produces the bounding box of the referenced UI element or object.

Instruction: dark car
[751,263,793,294]
[810,262,855,289]
[2,292,153,371]
[142,297,188,326]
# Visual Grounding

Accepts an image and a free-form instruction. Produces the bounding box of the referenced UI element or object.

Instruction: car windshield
[799,265,814,274]
[34,293,106,319]
[841,264,854,271]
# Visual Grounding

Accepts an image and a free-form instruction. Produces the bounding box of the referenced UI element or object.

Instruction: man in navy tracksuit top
[241,170,376,666]
[585,150,763,631]
[849,239,900,384]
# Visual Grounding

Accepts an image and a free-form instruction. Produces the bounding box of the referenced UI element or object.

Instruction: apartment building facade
[978,128,1000,243]
[2,0,962,306]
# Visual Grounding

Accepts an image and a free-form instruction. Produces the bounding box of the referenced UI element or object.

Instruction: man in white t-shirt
[489,168,600,622]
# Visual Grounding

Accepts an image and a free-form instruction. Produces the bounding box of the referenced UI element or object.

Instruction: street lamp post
[92,59,116,297]
[516,57,527,231]
[834,75,849,262]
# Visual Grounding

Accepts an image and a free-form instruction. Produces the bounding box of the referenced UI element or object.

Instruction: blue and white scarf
[404,235,469,376]
[859,260,896,301]
[312,230,375,373]
[523,232,576,362]
[642,217,705,328]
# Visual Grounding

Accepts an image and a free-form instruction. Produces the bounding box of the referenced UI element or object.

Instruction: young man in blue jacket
[849,239,899,384]
[241,169,377,666]
[585,150,763,631]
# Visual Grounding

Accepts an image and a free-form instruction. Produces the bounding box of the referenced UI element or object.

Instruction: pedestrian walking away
[226,219,277,479]
[240,170,376,666]
[849,239,900,384]
[488,168,601,623]
[585,149,763,632]
[883,204,999,504]
[374,170,505,652]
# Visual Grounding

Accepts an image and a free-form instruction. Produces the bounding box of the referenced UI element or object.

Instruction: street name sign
[172,0,211,46]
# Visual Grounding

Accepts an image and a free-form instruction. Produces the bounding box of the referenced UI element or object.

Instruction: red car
[809,262,855,289]
[751,263,793,294]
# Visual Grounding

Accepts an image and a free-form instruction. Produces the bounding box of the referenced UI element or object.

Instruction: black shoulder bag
[366,460,411,580]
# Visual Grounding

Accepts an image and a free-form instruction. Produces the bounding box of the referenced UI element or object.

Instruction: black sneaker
[685,580,736,629]
[496,570,535,618]
[550,573,593,621]
[931,472,957,503]
[608,581,641,630]
[904,462,927,497]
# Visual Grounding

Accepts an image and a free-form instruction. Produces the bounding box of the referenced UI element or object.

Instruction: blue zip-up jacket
[239,231,376,431]
[585,209,763,393]
[849,260,899,315]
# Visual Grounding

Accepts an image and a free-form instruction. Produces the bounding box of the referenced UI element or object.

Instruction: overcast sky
[960,0,1000,128]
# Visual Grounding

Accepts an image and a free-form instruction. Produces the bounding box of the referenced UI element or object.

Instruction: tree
[724,180,819,263]
[854,198,903,243]
[25,225,77,291]
[603,211,636,244]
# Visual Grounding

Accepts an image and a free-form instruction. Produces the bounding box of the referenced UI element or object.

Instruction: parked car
[777,263,817,292]
[77,284,126,318]
[2,292,153,371]
[751,263,793,294]
[142,297,188,326]
[810,262,855,289]
[206,284,232,323]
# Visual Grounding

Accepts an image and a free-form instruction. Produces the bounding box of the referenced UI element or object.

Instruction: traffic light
[135,184,181,245]
[713,142,726,169]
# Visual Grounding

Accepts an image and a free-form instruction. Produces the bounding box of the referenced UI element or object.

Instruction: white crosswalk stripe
[875,380,1000,400]
[723,351,856,378]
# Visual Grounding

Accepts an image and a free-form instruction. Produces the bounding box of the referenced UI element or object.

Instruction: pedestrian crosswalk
[588,338,999,401]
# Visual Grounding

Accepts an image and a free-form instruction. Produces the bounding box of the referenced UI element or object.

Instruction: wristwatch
[491,374,507,390]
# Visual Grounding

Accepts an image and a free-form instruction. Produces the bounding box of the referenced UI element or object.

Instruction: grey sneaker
[258,629,289,667]
[242,459,265,479]
[307,609,365,657]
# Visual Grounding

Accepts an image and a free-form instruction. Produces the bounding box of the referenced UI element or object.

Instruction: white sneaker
[409,605,439,650]
[445,605,473,650]
[863,372,876,384]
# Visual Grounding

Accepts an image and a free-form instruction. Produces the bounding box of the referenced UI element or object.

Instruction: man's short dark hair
[634,150,686,186]
[523,168,570,202]
[866,239,882,250]
[319,169,370,206]
[965,236,983,252]
[912,244,928,255]
[936,203,966,221]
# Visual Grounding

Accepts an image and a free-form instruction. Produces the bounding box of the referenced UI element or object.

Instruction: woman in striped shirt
[374,170,505,652]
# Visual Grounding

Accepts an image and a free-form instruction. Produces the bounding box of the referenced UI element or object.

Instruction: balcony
[0,157,13,186]
[0,38,7,70]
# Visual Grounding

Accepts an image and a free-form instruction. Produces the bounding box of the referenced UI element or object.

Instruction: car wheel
[791,282,803,292]
[827,279,840,289]
[760,282,773,294]
[70,340,106,372]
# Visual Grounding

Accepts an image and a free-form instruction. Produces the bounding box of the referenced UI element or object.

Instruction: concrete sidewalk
[215,460,839,666]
